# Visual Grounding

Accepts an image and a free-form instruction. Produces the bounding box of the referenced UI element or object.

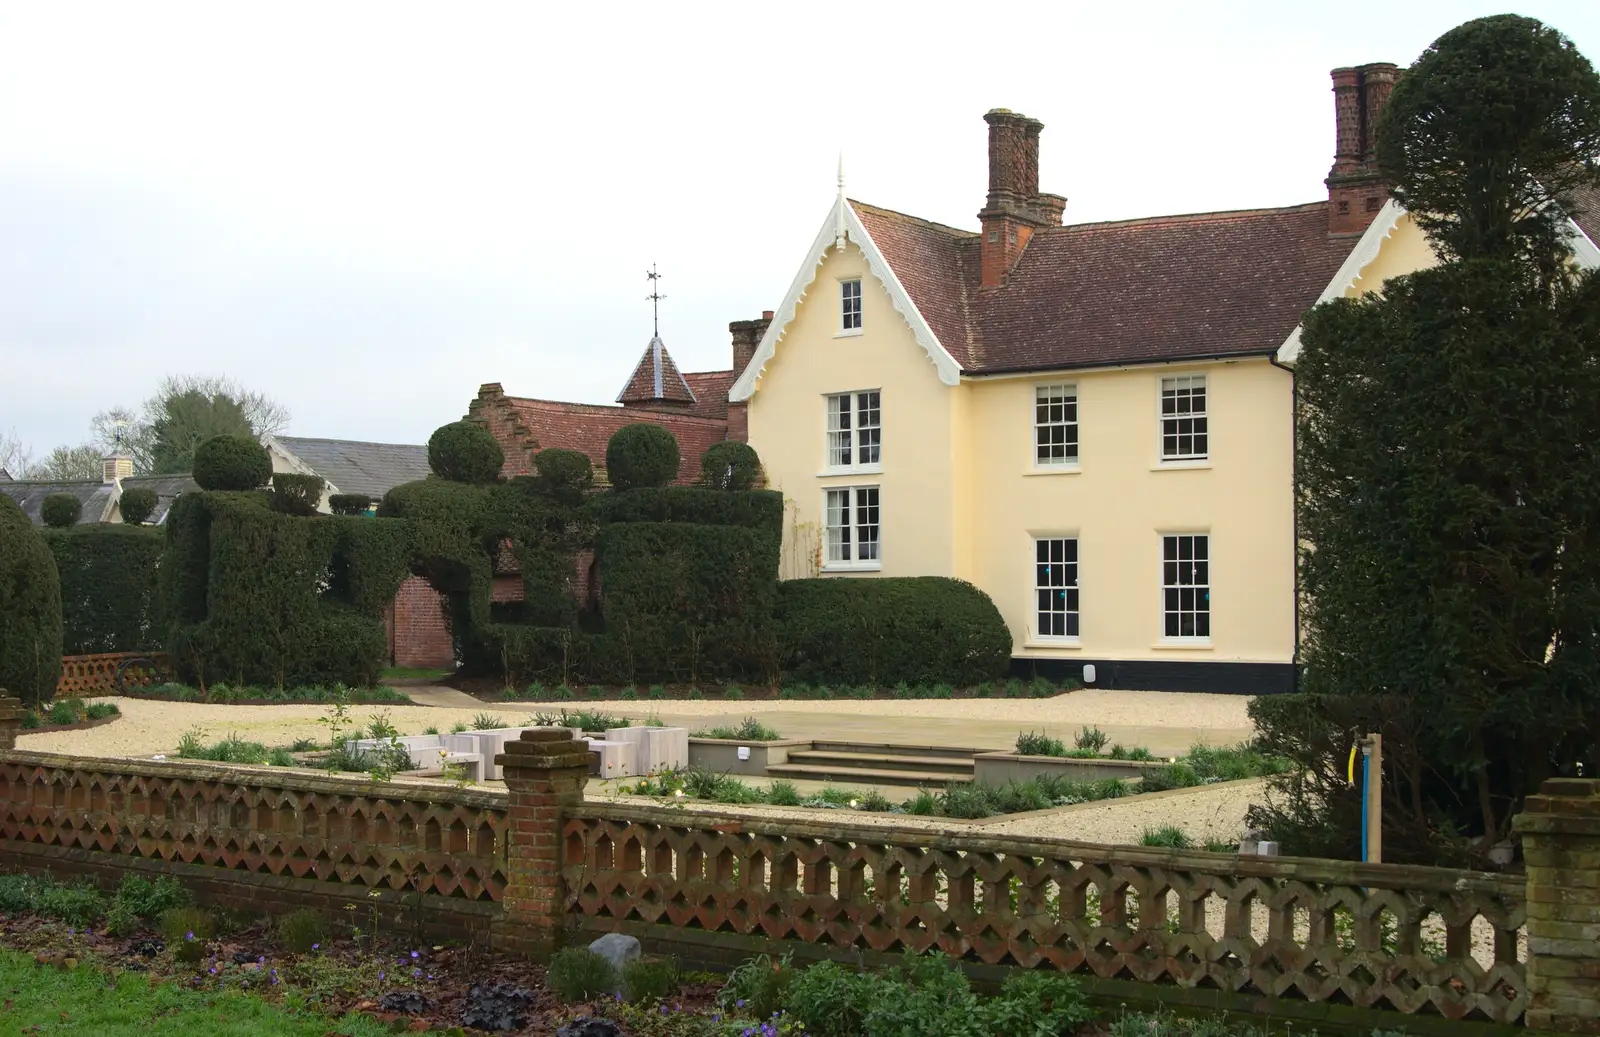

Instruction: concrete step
[765,763,973,788]
[809,740,986,760]
[786,750,976,774]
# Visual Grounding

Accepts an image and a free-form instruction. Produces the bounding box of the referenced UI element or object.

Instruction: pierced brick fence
[1,701,1598,1032]
[55,651,173,698]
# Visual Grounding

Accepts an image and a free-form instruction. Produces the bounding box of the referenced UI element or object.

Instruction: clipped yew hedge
[42,524,164,654]
[776,577,1011,686]
[161,491,411,688]
[0,494,63,704]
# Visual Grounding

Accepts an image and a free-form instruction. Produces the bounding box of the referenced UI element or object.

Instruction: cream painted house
[733,64,1600,694]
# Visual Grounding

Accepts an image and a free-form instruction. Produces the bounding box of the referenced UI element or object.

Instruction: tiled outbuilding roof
[1569,183,1600,252]
[852,199,1353,373]
[271,436,431,498]
[681,370,735,420]
[0,480,116,525]
[119,473,199,525]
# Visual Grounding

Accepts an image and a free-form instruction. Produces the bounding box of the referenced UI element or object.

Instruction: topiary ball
[532,448,594,505]
[0,494,63,705]
[700,441,761,491]
[40,493,83,528]
[605,424,679,490]
[192,435,272,491]
[428,421,504,484]
[118,487,158,525]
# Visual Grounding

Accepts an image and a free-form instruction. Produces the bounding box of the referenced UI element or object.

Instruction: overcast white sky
[3,2,1599,455]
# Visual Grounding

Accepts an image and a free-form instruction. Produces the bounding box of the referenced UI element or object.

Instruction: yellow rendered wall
[1348,212,1439,296]
[746,242,958,579]
[962,358,1296,664]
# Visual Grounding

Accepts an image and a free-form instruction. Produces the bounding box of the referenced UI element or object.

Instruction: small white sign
[736,746,751,761]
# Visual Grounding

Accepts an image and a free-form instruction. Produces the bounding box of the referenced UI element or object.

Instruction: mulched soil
[20,714,122,734]
[0,910,721,1035]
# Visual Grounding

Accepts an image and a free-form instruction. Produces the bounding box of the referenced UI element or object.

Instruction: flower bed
[128,682,409,706]
[19,698,121,732]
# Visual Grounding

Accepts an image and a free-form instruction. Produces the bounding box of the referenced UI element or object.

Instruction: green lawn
[0,951,389,1036]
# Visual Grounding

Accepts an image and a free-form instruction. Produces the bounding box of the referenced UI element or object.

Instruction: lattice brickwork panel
[0,753,507,901]
[563,806,1526,1024]
[56,653,173,697]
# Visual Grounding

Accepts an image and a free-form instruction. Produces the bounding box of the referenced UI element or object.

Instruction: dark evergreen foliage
[270,473,326,516]
[1256,17,1600,863]
[605,424,679,490]
[776,578,1011,686]
[191,435,271,491]
[1378,15,1600,275]
[700,441,762,491]
[161,492,411,688]
[428,421,503,484]
[531,448,594,507]
[39,494,82,528]
[328,493,374,516]
[0,495,63,704]
[118,487,158,525]
[43,525,164,655]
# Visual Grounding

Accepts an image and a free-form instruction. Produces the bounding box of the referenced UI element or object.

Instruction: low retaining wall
[972,751,1149,785]
[686,738,811,777]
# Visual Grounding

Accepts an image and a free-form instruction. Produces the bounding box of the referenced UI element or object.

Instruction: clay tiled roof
[853,199,1353,373]
[681,370,735,420]
[851,203,979,368]
[616,336,697,406]
[505,397,728,485]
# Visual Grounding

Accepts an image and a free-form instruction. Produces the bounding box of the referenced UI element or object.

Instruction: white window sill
[834,328,864,339]
[817,465,883,477]
[1153,638,1213,650]
[821,562,882,574]
[1024,465,1081,477]
[1151,460,1212,471]
[1024,638,1082,650]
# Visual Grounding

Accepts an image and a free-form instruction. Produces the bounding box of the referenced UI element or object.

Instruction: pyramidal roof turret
[616,334,698,407]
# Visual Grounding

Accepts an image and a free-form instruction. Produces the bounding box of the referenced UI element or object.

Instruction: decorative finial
[834,153,848,250]
[645,263,666,337]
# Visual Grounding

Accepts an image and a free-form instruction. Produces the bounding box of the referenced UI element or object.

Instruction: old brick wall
[392,576,454,669]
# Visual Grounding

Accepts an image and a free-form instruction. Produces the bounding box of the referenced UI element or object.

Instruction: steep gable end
[729,197,963,402]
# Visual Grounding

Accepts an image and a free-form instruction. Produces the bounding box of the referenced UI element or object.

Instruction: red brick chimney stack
[729,311,773,377]
[977,109,1065,289]
[1326,63,1400,236]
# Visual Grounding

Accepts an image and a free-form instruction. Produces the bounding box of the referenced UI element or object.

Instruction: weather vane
[646,263,666,337]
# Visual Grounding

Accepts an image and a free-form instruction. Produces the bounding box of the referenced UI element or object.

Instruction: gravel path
[984,778,1267,845]
[19,692,1264,848]
[19,690,1253,760]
